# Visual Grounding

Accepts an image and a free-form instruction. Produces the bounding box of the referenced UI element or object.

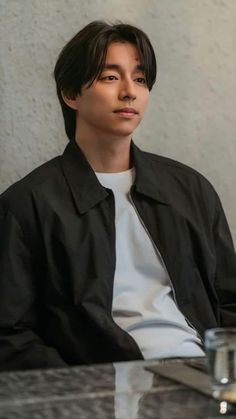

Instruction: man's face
[66,42,150,141]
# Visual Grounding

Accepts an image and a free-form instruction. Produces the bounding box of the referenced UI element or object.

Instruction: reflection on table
[0,357,235,418]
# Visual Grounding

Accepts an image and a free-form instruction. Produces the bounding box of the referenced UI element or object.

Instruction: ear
[61,91,79,110]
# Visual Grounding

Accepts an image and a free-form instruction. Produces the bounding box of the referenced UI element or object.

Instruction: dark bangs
[84,23,157,91]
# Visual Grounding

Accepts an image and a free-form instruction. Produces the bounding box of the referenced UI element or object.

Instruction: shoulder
[143,149,203,175]
[143,149,216,193]
[0,156,62,216]
[137,148,220,224]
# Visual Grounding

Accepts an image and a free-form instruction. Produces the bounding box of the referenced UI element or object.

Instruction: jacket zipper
[128,190,203,345]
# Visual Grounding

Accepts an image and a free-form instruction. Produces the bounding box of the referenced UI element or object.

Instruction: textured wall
[0,0,236,244]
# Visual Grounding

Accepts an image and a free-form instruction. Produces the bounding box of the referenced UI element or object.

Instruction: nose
[119,78,136,101]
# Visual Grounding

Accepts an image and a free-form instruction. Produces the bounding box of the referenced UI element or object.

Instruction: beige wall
[0,0,236,244]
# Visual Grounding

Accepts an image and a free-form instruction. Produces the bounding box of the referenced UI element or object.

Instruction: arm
[213,195,236,326]
[0,206,68,371]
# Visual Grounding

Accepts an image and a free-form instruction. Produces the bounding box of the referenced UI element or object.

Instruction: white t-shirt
[96,168,204,359]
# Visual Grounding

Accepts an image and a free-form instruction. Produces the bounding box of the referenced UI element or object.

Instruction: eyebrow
[102,64,145,72]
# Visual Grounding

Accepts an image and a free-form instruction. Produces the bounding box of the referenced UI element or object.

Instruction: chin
[113,125,139,137]
[112,131,135,139]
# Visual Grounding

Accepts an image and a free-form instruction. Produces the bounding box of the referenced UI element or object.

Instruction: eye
[135,77,146,84]
[100,75,118,81]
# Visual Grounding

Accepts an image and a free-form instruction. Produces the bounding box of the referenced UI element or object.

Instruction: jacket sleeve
[0,205,68,371]
[213,194,236,326]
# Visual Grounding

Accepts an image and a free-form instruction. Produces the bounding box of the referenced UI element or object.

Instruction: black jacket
[0,140,236,371]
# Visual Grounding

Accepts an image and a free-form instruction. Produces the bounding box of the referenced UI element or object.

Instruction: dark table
[0,358,235,418]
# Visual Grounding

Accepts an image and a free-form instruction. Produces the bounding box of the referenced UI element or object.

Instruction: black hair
[54,21,157,140]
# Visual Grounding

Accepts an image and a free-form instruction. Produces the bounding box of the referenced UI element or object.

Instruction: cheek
[93,85,117,101]
[79,95,103,115]
[140,94,149,113]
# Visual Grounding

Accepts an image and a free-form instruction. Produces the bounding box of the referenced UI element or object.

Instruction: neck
[75,133,132,173]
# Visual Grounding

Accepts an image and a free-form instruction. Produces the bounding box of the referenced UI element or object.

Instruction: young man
[0,21,236,371]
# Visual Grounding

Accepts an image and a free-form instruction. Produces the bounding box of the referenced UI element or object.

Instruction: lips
[114,108,138,115]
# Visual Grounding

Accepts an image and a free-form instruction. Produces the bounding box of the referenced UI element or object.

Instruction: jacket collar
[131,142,169,205]
[61,139,169,214]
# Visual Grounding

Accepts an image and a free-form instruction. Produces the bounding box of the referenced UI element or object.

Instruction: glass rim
[205,327,236,337]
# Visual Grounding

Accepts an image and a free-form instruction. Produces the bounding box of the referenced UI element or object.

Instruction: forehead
[104,42,141,65]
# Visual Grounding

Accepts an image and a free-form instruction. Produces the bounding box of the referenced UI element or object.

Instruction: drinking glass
[204,328,236,403]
